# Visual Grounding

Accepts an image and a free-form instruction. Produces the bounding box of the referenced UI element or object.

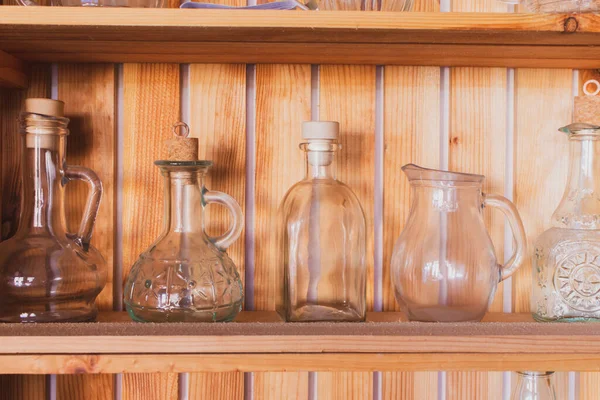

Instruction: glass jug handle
[483,193,527,281]
[65,166,103,251]
[203,189,244,251]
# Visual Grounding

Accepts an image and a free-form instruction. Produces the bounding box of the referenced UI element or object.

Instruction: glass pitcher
[391,164,527,322]
[124,142,244,322]
[0,98,106,323]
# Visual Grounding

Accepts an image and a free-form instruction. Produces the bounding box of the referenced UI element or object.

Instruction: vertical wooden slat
[380,66,440,400]
[317,372,373,400]
[380,0,439,394]
[514,68,573,395]
[445,0,507,397]
[316,63,376,398]
[121,63,180,400]
[253,63,311,399]
[188,63,246,400]
[0,65,50,400]
[56,63,116,400]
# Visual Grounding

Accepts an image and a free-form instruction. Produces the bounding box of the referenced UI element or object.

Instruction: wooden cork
[164,122,198,161]
[574,96,600,125]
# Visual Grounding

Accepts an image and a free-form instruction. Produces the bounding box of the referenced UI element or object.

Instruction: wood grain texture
[55,63,115,400]
[254,372,308,400]
[381,65,440,400]
[122,373,178,400]
[514,68,573,397]
[188,62,246,399]
[0,375,46,400]
[449,0,508,397]
[253,63,311,399]
[317,372,373,400]
[0,65,49,400]
[318,63,375,400]
[122,63,180,400]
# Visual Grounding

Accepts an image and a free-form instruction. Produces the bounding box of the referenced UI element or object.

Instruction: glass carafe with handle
[124,123,244,322]
[391,164,527,322]
[0,98,106,323]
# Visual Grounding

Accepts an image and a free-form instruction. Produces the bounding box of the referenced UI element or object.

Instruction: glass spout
[402,163,485,184]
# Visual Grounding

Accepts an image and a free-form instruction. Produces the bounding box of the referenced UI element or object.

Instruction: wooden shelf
[2,311,600,373]
[1,8,600,70]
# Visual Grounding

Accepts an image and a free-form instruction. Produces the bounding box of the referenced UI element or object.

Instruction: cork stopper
[575,80,600,125]
[25,98,64,118]
[164,122,199,161]
[302,121,339,140]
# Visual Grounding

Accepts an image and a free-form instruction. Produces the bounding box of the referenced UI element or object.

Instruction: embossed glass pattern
[124,161,244,322]
[391,164,527,322]
[511,372,556,400]
[534,124,600,322]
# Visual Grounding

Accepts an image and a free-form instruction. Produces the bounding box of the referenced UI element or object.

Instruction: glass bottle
[511,372,557,400]
[280,121,366,322]
[124,123,244,322]
[0,98,106,322]
[533,123,600,322]
[499,0,600,13]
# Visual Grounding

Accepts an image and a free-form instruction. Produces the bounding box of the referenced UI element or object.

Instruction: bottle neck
[303,141,338,180]
[513,372,555,400]
[16,135,68,237]
[553,137,600,229]
[161,169,205,235]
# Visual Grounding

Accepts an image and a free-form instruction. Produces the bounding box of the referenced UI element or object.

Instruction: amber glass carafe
[0,99,106,322]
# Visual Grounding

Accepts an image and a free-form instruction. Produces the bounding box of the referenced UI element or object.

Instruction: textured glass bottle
[124,129,244,322]
[0,98,106,322]
[280,121,366,322]
[534,124,600,322]
[511,372,557,400]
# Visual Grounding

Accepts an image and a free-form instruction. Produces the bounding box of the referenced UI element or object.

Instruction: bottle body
[0,108,106,323]
[124,163,244,322]
[281,179,366,322]
[511,372,556,400]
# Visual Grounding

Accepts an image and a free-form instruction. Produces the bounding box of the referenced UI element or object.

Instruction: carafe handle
[203,189,244,251]
[483,193,527,281]
[65,165,103,251]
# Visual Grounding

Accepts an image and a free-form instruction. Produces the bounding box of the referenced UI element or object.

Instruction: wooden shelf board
[0,49,26,88]
[1,8,600,67]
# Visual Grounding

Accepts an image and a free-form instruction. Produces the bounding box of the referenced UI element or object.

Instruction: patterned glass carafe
[280,121,366,322]
[534,123,600,322]
[124,124,244,322]
[0,98,106,322]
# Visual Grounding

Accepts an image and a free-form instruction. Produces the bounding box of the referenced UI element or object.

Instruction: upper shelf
[3,311,600,374]
[1,7,600,73]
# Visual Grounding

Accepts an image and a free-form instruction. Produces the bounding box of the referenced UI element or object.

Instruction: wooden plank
[2,9,600,45]
[447,372,502,400]
[381,0,440,397]
[6,353,600,374]
[254,372,308,400]
[0,64,49,400]
[188,59,246,399]
[0,49,26,89]
[9,43,600,69]
[122,373,178,400]
[317,372,373,400]
[121,62,180,400]
[55,63,115,400]
[317,63,375,398]
[253,63,311,398]
[0,375,46,400]
[514,68,573,400]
